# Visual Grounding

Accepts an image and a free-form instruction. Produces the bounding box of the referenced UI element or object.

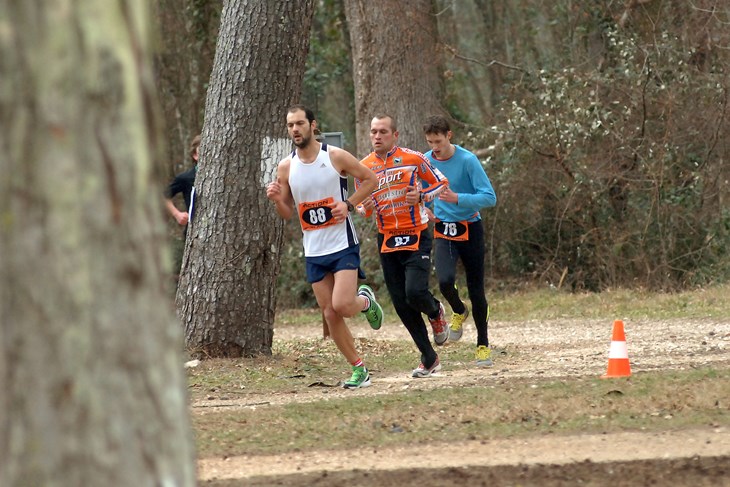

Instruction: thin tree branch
[443,44,530,74]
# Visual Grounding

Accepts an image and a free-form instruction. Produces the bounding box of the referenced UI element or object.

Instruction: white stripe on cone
[608,340,628,358]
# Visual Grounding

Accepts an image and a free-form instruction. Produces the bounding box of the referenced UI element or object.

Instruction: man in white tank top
[266,105,383,389]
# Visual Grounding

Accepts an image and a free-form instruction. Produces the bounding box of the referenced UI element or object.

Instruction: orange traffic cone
[601,319,631,378]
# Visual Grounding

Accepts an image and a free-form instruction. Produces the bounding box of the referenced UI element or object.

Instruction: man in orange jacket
[357,114,449,378]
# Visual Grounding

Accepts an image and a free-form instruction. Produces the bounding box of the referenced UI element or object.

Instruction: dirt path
[194,317,730,485]
[199,427,730,481]
[193,317,730,409]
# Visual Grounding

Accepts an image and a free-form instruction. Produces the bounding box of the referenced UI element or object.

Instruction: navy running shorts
[305,245,366,283]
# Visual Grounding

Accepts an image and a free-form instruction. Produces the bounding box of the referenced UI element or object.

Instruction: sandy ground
[199,427,730,481]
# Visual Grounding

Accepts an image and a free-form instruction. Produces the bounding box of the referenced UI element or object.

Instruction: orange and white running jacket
[356,146,448,233]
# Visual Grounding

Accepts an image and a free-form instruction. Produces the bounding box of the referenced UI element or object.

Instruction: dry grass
[188,284,730,459]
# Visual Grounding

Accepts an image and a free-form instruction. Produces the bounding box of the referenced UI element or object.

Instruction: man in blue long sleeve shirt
[423,115,497,366]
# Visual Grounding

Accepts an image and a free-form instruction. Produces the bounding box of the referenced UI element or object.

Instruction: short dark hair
[372,113,397,132]
[422,115,450,135]
[287,104,316,124]
[189,134,201,160]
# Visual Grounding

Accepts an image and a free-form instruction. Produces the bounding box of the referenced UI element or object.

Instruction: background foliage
[484,1,730,291]
[154,0,730,307]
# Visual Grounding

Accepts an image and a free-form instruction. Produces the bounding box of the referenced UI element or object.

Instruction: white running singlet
[288,143,359,257]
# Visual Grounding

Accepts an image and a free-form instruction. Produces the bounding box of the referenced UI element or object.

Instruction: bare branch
[443,44,530,74]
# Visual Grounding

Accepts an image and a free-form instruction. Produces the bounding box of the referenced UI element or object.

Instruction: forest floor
[195,316,730,486]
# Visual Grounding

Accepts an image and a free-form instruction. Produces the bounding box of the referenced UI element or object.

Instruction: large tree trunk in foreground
[177,0,316,357]
[0,2,195,485]
[344,0,446,155]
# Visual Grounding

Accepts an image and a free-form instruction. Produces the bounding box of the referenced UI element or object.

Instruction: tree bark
[344,0,446,155]
[0,2,195,485]
[153,0,220,174]
[177,0,316,357]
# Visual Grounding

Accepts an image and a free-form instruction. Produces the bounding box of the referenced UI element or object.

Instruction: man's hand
[330,201,349,222]
[424,207,438,223]
[267,161,294,220]
[405,185,421,205]
[266,179,284,203]
[438,187,459,204]
[360,196,375,212]
[175,211,189,226]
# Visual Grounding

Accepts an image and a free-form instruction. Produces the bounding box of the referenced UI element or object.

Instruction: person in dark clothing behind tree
[165,134,200,227]
[164,134,200,280]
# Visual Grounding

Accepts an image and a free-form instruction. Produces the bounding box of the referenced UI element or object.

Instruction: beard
[293,134,312,148]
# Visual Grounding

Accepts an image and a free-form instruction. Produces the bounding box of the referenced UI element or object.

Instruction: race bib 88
[298,197,338,231]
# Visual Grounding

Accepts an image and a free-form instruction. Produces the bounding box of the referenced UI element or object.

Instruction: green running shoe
[343,365,371,389]
[358,284,383,330]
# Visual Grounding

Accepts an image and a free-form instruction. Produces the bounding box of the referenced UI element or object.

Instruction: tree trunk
[153,0,220,174]
[178,0,316,357]
[344,0,446,155]
[0,2,195,485]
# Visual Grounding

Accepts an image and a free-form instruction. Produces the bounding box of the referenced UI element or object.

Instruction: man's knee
[331,299,356,319]
[405,289,431,312]
[438,279,455,292]
[321,305,340,324]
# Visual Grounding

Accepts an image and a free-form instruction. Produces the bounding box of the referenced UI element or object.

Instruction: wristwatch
[345,200,355,212]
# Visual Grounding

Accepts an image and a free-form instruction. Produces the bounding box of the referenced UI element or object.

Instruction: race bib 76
[434,220,469,241]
